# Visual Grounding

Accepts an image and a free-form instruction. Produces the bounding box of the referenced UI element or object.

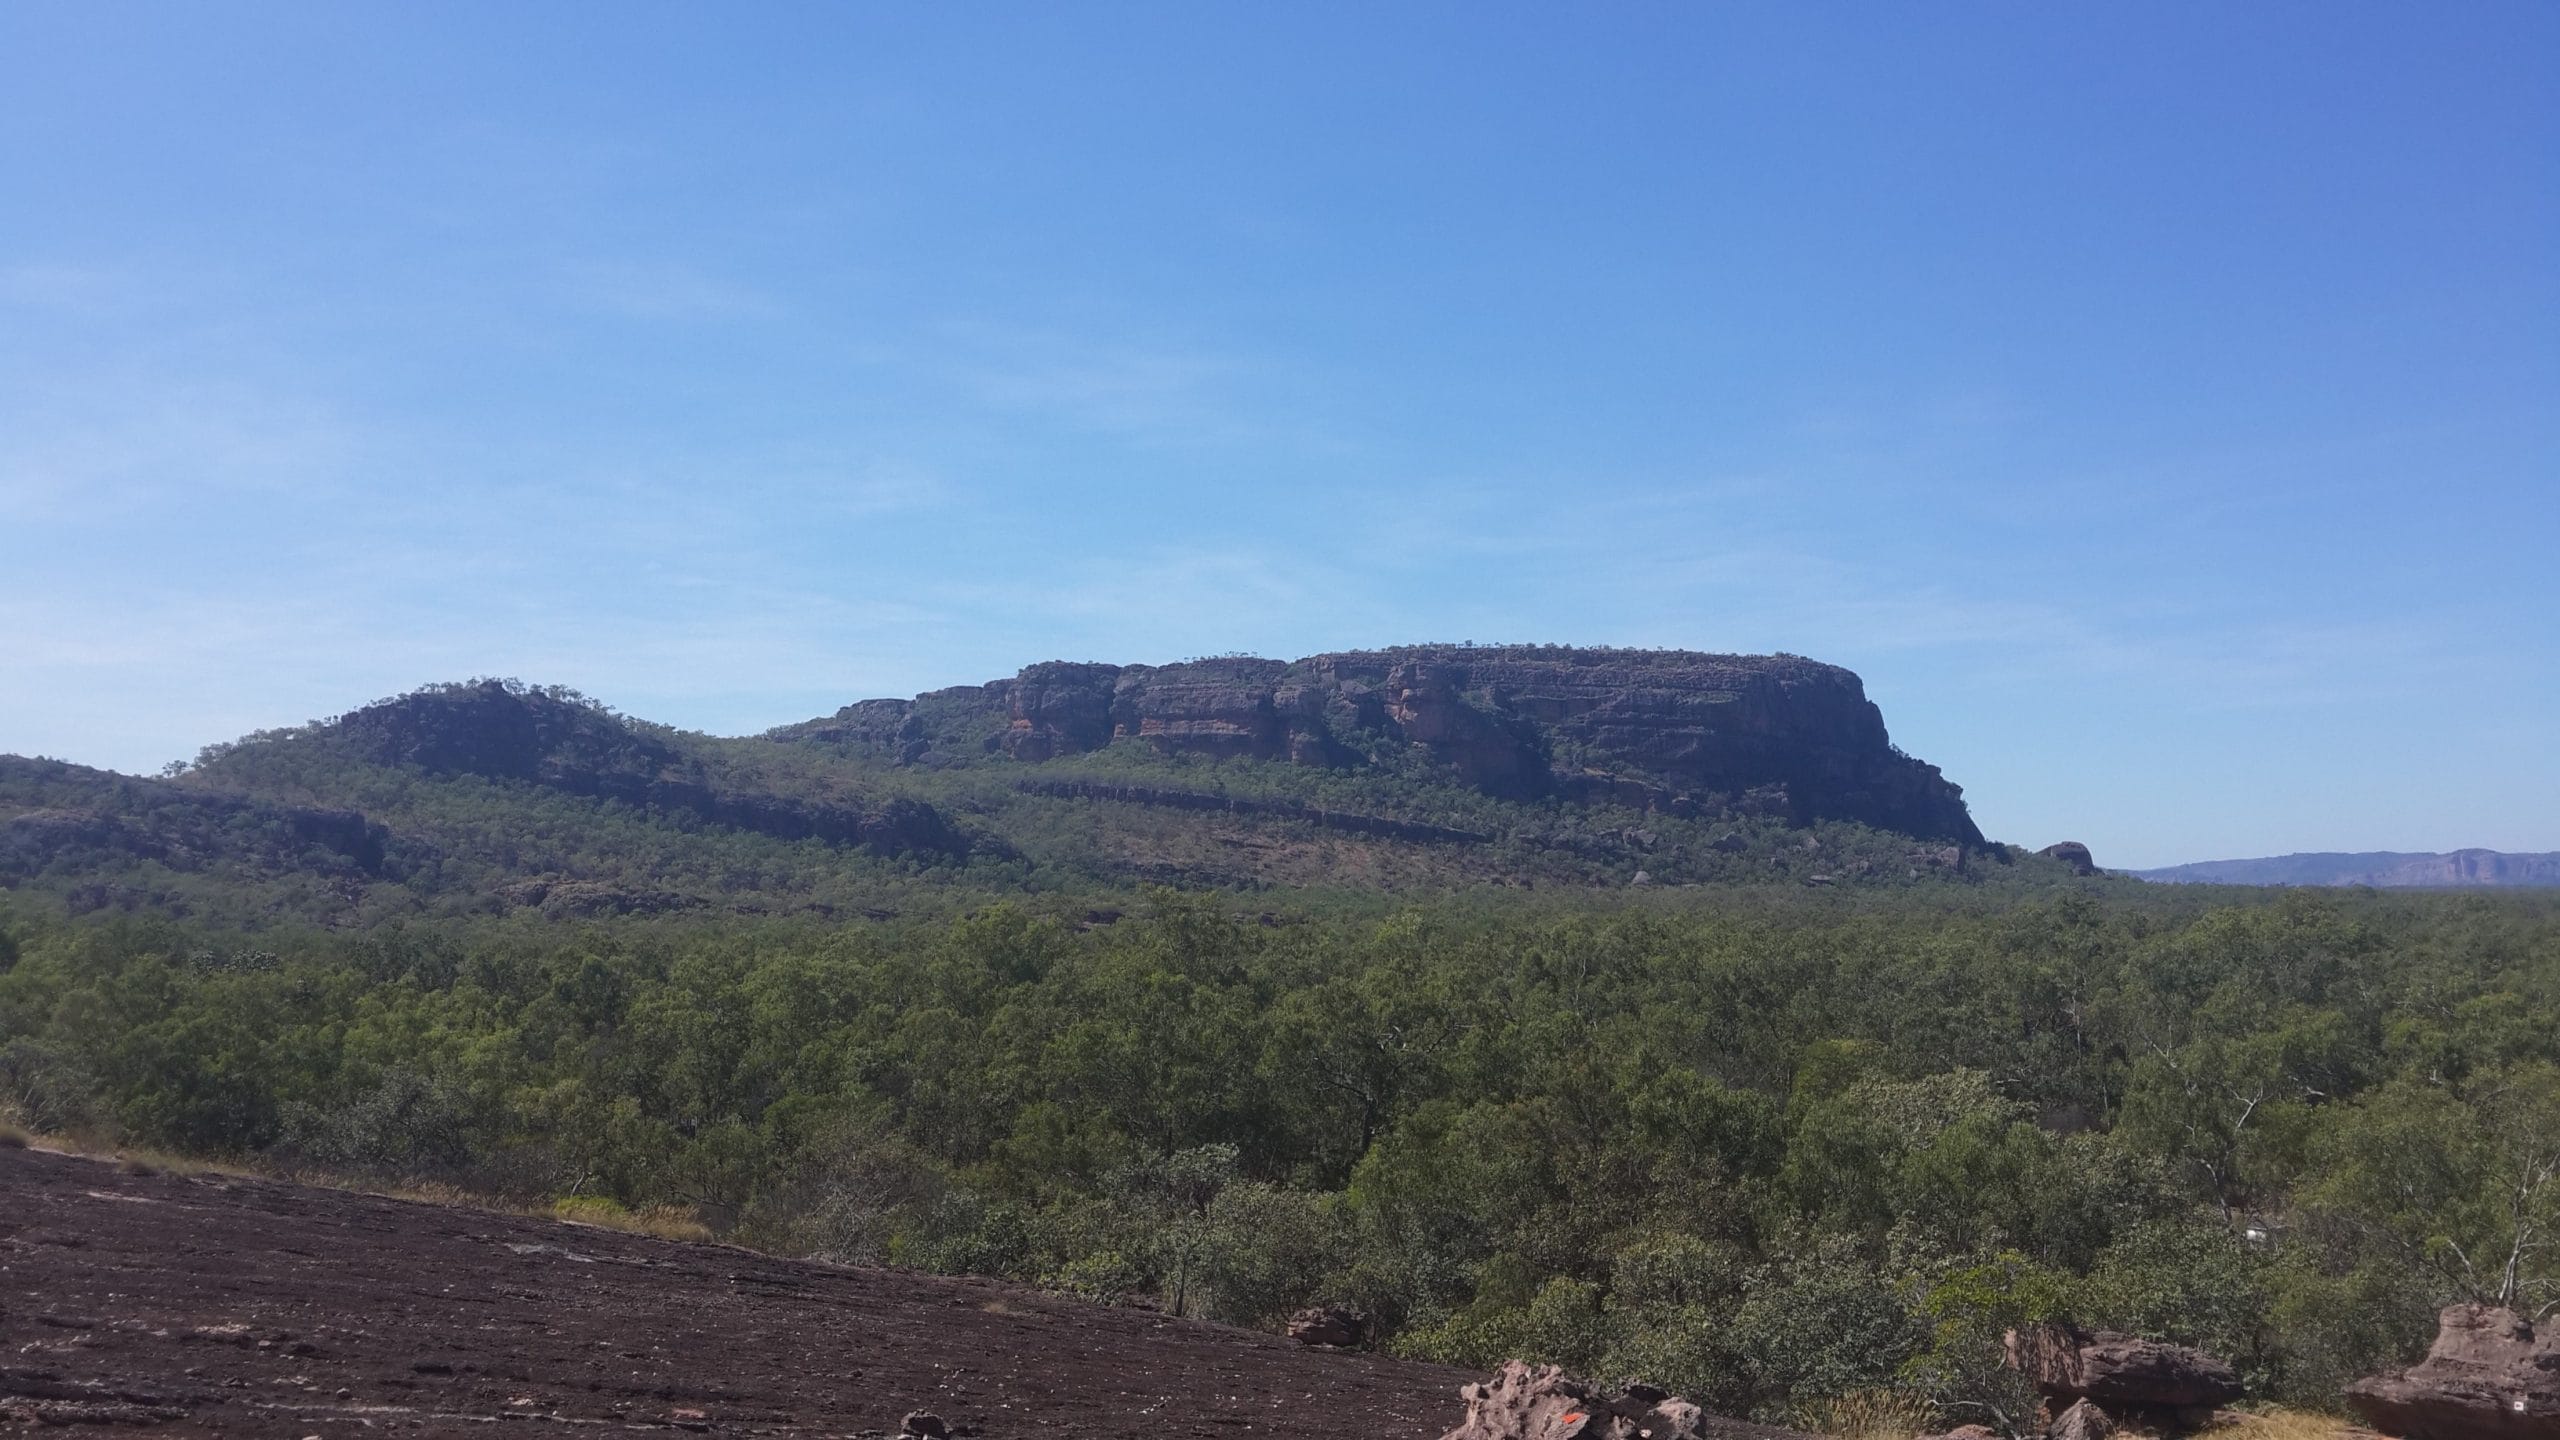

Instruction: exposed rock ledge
[2346,1304,2560,1440]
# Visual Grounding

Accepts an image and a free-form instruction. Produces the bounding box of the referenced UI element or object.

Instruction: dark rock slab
[2006,1320,2244,1413]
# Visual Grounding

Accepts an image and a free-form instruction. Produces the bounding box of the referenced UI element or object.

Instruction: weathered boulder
[2050,1398,2115,1440]
[1287,1305,1366,1348]
[1439,1362,1603,1440]
[2038,841,2098,876]
[2006,1321,2244,1413]
[1437,1361,1787,1440]
[2344,1304,2560,1440]
[899,1409,950,1439]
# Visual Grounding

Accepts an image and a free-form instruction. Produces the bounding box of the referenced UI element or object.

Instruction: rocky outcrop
[2006,1321,2244,1420]
[2039,842,2098,876]
[788,646,1984,845]
[1437,1362,1803,1440]
[2345,1304,2560,1440]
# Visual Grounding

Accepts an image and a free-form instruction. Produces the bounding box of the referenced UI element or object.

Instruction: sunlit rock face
[792,645,1986,845]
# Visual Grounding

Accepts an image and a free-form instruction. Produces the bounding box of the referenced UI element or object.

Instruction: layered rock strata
[788,646,1982,844]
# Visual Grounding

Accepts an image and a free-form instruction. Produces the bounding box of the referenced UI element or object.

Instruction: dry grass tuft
[8,1132,726,1250]
[623,1205,716,1243]
[550,1195,714,1243]
[365,1178,524,1212]
[101,1146,257,1181]
[1800,1387,1942,1440]
[2195,1409,2361,1440]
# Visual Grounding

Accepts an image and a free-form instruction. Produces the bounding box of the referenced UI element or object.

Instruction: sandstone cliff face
[791,646,1983,845]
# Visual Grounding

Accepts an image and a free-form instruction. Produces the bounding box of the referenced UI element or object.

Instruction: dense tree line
[3,887,2555,1422]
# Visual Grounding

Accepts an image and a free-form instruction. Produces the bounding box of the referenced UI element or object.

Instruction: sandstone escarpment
[787,646,1983,845]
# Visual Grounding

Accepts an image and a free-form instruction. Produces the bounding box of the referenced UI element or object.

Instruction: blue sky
[2,3,2553,868]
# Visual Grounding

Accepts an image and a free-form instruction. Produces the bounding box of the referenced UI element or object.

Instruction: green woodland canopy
[5,886,2555,1422]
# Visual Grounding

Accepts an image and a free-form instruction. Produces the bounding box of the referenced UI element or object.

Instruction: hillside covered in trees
[1,655,2059,930]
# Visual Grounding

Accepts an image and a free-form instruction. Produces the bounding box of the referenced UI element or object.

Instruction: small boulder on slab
[1287,1304,1366,1348]
[2050,1399,2115,1440]
[1440,1362,1604,1440]
[2344,1304,2560,1440]
[1437,1360,1790,1440]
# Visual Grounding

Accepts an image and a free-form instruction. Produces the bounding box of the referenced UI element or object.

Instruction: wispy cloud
[924,319,1265,448]
[0,263,135,314]
[0,373,364,521]
[559,259,781,322]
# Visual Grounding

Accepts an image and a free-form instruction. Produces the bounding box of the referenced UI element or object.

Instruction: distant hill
[0,646,2098,929]
[2131,849,2560,888]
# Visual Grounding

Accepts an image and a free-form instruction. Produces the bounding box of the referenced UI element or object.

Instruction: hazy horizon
[4,3,2554,870]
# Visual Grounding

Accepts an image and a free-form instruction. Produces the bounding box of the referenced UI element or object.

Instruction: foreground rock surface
[0,1145,1472,1437]
[2007,1320,2246,1414]
[2345,1304,2560,1440]
[1437,1360,1811,1440]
